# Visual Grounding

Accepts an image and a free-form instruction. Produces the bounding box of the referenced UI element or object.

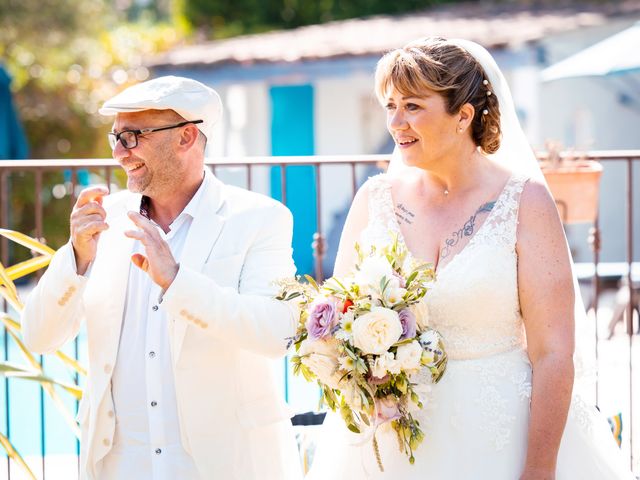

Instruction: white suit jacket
[22,170,302,480]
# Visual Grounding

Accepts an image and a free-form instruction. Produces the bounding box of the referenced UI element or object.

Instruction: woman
[306,37,633,479]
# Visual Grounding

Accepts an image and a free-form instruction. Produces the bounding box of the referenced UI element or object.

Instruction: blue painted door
[269,84,317,277]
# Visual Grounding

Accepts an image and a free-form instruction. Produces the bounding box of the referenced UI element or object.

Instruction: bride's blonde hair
[375,37,501,155]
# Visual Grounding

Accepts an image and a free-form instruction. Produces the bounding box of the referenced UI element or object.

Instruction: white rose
[352,307,403,355]
[395,340,423,371]
[299,338,343,389]
[355,256,394,288]
[410,300,430,330]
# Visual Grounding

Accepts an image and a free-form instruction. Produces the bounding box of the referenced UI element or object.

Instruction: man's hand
[125,211,179,291]
[70,186,109,275]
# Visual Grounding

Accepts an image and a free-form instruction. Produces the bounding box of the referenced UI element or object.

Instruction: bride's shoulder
[517,177,562,228]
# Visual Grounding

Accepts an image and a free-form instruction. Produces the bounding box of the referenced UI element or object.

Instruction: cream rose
[395,340,423,371]
[352,307,403,355]
[355,256,394,286]
[298,338,342,389]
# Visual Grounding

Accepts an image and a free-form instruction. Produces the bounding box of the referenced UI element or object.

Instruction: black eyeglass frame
[107,119,203,150]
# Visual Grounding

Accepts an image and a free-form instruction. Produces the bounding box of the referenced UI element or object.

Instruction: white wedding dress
[306,173,634,480]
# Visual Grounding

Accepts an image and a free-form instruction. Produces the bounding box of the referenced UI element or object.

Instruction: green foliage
[174,0,458,38]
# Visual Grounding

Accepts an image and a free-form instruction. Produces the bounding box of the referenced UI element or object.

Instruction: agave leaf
[0,285,23,314]
[55,351,87,377]
[5,255,52,281]
[0,229,55,257]
[0,363,82,400]
[2,365,82,437]
[0,335,83,436]
[0,314,87,378]
[0,263,19,304]
[0,431,36,479]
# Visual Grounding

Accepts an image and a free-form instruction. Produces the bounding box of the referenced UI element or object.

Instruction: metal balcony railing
[0,150,637,478]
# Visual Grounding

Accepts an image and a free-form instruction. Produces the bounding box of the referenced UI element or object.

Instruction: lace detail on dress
[467,350,531,451]
[360,174,401,251]
[424,173,530,360]
[568,396,595,435]
[472,173,529,250]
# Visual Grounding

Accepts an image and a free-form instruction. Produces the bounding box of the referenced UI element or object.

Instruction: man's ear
[178,124,200,150]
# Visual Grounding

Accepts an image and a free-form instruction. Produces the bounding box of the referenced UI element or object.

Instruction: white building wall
[212,82,273,197]
[539,21,640,262]
[313,74,387,269]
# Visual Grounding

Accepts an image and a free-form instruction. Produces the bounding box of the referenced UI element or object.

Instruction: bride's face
[385,86,460,169]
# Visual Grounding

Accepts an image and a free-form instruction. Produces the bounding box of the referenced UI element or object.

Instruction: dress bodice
[362,173,530,360]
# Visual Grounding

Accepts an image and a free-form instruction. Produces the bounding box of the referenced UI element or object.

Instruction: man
[22,76,302,480]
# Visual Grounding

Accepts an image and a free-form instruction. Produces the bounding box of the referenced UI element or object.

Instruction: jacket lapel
[170,169,226,355]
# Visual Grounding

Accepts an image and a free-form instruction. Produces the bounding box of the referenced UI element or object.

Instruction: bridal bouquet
[277,236,447,467]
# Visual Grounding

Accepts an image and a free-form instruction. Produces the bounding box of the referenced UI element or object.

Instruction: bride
[306,37,634,479]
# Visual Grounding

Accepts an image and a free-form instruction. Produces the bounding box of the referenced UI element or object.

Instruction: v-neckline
[385,173,514,277]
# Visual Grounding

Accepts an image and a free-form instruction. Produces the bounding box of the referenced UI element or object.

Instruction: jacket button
[150,401,157,407]
[155,448,162,455]
[103,438,110,446]
[152,305,159,311]
[104,364,112,374]
[107,410,115,418]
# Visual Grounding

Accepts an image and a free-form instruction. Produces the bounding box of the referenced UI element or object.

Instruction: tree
[174,0,454,38]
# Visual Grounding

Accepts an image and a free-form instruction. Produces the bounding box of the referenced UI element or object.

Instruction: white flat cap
[99,76,223,154]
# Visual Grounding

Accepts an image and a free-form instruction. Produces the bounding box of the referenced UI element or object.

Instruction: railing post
[312,163,325,282]
[626,158,635,470]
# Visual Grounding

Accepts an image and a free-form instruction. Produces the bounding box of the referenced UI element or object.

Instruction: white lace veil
[387,38,596,400]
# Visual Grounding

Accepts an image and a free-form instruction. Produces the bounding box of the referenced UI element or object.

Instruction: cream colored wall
[211,82,273,197]
[539,20,640,262]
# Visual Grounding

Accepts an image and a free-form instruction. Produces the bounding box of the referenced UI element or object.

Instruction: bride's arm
[332,181,371,278]
[516,179,575,480]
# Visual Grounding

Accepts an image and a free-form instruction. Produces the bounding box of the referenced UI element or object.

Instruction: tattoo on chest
[440,201,496,259]
[395,203,416,225]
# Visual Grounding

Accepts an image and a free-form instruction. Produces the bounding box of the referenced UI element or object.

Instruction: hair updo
[374,37,501,155]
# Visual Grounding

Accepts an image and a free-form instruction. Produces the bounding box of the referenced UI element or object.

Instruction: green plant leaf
[0,431,36,479]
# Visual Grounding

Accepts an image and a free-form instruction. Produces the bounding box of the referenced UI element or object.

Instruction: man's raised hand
[70,186,109,275]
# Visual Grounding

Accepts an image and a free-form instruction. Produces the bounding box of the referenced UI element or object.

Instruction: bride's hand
[519,467,555,480]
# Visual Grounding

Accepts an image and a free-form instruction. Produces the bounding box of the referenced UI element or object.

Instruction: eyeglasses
[107,120,203,150]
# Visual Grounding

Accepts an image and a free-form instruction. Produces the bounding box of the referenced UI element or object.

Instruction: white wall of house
[539,19,640,262]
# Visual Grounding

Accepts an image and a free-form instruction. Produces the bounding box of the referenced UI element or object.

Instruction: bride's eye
[405,103,421,112]
[385,102,396,111]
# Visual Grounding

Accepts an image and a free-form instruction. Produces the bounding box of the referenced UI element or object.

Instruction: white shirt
[101,174,209,480]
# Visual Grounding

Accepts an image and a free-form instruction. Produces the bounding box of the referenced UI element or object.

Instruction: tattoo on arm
[440,201,495,259]
[395,203,416,225]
